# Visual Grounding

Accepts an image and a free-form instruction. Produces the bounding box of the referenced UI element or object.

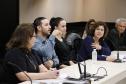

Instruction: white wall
[83,0,126,22]
[19,0,84,23]
[20,0,126,23]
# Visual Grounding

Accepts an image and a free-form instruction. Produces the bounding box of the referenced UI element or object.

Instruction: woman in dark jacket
[4,23,59,83]
[50,17,74,69]
[79,21,115,62]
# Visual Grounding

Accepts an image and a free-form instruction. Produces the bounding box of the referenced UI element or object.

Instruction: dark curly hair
[90,21,109,42]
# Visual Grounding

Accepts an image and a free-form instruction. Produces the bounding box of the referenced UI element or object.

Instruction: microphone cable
[80,63,108,81]
[92,67,107,81]
[92,67,108,76]
[8,62,32,84]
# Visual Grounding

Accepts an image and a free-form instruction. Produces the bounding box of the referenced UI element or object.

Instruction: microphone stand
[83,61,86,79]
[67,53,91,84]
[113,51,122,62]
[77,53,82,75]
[79,60,91,81]
[113,31,122,63]
[66,38,92,84]
[74,38,91,81]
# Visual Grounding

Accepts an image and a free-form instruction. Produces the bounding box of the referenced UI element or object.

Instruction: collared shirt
[32,35,59,68]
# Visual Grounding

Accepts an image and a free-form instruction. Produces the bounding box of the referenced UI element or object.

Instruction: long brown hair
[6,23,35,49]
[85,19,96,35]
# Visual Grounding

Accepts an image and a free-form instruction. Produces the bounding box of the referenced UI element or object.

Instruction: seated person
[32,17,59,69]
[105,18,126,51]
[78,21,115,62]
[50,17,74,69]
[5,23,59,83]
[82,19,96,39]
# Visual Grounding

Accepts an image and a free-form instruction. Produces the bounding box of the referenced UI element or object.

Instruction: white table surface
[20,58,126,84]
[111,51,126,60]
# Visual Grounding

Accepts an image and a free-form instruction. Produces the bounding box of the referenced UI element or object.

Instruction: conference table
[20,51,126,84]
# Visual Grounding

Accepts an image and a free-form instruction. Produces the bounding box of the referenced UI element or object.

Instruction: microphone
[113,31,122,63]
[73,38,91,80]
[7,62,32,84]
[84,61,86,79]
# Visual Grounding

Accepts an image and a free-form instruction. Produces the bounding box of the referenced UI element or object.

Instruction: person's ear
[37,26,42,31]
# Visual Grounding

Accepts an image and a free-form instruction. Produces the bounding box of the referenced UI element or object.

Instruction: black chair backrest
[73,38,83,52]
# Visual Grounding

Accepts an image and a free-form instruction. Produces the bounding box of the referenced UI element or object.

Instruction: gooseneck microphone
[74,38,83,79]
[113,31,122,63]
[76,53,82,74]
[84,61,86,79]
[73,38,91,80]
[7,62,32,84]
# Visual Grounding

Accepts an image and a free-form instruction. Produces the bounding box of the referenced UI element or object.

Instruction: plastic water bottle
[92,49,97,61]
